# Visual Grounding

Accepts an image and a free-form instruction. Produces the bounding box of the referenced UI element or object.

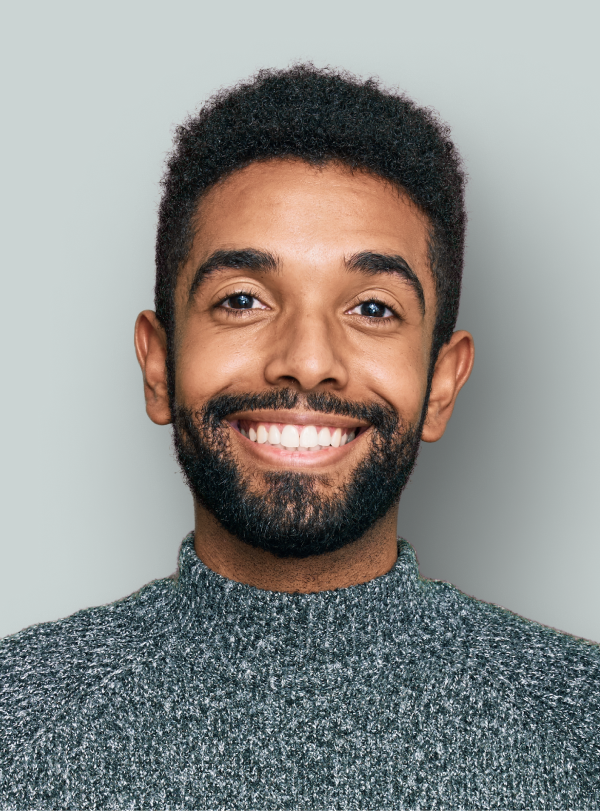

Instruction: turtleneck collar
[170,533,425,649]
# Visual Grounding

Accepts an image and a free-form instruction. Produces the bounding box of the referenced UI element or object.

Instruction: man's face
[169,159,438,558]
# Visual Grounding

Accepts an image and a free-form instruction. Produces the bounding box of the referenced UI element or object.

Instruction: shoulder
[414,573,600,734]
[421,573,600,662]
[0,574,178,729]
[418,572,600,672]
[398,541,600,677]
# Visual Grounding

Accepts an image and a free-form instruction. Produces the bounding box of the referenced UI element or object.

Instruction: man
[1,65,598,809]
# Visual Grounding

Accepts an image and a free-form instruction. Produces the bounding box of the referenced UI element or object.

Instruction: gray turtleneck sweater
[1,533,599,809]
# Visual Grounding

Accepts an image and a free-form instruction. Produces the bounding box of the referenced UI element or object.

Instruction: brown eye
[227,294,254,309]
[220,293,267,311]
[362,301,385,317]
[348,300,394,318]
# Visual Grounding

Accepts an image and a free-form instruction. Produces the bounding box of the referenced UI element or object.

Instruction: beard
[172,388,425,559]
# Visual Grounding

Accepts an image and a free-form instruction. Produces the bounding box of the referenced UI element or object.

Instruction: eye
[348,300,394,319]
[220,293,266,310]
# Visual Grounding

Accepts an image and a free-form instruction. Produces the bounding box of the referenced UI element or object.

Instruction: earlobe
[421,330,474,443]
[134,310,172,425]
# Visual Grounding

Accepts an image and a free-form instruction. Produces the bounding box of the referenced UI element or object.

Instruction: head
[135,65,474,560]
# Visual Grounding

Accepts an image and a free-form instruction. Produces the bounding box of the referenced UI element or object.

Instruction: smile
[228,419,365,454]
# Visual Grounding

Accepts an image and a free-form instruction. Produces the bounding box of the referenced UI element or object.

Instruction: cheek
[174,325,264,404]
[352,336,429,421]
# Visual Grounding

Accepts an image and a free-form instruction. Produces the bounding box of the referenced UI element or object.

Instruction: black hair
[155,64,466,382]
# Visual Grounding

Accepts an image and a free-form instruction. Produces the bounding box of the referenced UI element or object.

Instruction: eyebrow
[346,252,426,315]
[188,249,278,299]
[188,247,426,315]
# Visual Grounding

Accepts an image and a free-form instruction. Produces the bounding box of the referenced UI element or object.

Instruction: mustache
[176,389,400,437]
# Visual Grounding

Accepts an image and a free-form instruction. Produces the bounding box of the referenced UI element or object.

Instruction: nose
[263,309,349,391]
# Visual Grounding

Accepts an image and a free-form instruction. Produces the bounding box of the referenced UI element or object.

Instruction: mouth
[226,412,369,455]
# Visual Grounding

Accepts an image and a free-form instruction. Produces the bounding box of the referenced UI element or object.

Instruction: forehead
[184,159,435,308]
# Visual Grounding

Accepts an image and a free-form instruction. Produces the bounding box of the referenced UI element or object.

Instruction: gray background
[1,0,599,642]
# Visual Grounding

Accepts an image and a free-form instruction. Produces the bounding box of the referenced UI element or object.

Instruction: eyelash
[216,290,400,322]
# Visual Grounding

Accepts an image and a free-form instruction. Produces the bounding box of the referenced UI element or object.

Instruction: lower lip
[228,424,368,468]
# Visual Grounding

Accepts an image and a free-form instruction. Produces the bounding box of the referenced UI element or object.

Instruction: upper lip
[225,409,370,430]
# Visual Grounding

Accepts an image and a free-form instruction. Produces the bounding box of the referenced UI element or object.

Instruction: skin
[135,159,474,593]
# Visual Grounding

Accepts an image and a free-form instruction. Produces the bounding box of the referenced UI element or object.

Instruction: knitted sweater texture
[1,533,599,810]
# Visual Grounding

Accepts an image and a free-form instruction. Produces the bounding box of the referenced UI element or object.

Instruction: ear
[421,330,474,443]
[134,310,172,425]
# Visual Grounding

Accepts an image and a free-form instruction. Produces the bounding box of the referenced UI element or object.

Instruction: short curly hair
[156,64,466,369]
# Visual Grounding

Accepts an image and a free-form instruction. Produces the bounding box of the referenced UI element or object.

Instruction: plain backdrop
[1,0,599,642]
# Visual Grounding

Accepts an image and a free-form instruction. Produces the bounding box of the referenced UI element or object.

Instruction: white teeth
[317,427,331,447]
[300,425,319,448]
[280,424,300,448]
[239,421,359,450]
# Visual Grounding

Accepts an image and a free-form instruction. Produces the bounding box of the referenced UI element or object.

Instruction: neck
[192,503,399,593]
